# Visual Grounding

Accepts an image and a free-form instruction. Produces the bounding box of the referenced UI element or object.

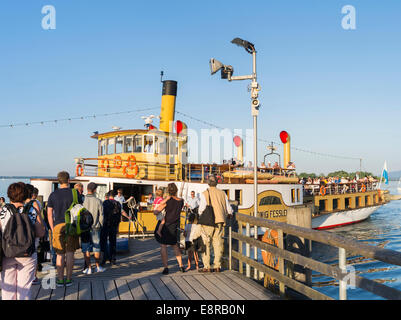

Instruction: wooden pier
[29,238,278,301]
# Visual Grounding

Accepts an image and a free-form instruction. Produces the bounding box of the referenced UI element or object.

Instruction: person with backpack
[0,182,45,300]
[47,171,83,287]
[25,184,46,285]
[100,190,131,265]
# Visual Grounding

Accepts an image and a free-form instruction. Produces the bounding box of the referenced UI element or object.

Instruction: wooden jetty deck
[28,238,278,301]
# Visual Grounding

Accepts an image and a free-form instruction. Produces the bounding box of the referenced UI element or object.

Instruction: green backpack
[64,189,92,237]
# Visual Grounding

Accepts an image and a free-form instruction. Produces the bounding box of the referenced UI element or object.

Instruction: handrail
[228,212,401,300]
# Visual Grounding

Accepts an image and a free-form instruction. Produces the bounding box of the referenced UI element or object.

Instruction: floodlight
[231,37,255,54]
[209,58,224,75]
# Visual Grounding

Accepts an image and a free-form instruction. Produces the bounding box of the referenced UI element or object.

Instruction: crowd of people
[300,175,379,194]
[0,172,233,300]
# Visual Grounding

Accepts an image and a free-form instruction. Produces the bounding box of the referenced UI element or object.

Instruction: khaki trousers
[200,223,224,269]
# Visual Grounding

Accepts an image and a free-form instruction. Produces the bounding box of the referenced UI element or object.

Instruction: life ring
[123,155,139,178]
[319,186,326,195]
[261,229,279,271]
[100,159,110,171]
[360,184,366,192]
[76,164,83,176]
[261,229,279,288]
[114,155,122,169]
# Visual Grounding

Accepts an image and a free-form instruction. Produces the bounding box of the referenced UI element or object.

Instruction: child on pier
[184,212,202,271]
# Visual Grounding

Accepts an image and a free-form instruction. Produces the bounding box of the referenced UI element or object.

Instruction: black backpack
[2,204,36,258]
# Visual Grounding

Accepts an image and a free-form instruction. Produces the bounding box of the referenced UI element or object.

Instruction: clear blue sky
[0,0,400,176]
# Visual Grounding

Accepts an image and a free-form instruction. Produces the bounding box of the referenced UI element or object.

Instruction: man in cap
[197,175,233,273]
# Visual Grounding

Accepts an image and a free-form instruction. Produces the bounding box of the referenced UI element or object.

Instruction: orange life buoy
[114,155,122,169]
[261,229,279,271]
[100,158,110,171]
[123,155,139,178]
[361,184,366,192]
[319,186,326,195]
[76,164,83,176]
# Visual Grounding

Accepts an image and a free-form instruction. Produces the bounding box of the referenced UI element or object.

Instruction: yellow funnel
[159,80,177,133]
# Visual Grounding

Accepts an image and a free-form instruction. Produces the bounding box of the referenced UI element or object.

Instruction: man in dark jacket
[100,190,131,265]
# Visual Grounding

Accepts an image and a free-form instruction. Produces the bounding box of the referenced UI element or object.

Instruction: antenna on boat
[160,70,164,83]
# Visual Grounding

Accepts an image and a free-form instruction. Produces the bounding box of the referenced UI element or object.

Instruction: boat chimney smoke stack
[159,80,177,133]
[280,131,291,169]
[233,136,243,164]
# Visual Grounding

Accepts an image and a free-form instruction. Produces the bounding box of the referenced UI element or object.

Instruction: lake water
[311,181,401,299]
[1,178,400,299]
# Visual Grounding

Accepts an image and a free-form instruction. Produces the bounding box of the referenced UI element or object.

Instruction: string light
[1,106,360,161]
[0,107,159,129]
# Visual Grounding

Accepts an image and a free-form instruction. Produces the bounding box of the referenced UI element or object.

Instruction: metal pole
[339,247,347,300]
[252,50,259,280]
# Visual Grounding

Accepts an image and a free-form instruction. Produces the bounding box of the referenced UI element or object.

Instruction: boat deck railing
[76,157,297,183]
[303,182,378,196]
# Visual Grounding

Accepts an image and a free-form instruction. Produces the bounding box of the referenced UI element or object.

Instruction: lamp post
[210,38,261,278]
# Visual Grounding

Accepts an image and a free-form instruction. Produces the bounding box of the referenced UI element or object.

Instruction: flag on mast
[382,161,389,185]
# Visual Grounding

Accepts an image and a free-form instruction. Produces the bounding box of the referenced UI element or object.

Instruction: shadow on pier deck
[32,238,278,301]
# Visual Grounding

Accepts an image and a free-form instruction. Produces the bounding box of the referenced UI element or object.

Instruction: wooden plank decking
[4,238,279,301]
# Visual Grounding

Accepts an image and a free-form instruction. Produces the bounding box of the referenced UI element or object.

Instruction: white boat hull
[311,205,382,230]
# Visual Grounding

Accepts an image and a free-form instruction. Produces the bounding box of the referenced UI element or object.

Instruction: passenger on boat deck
[247,161,253,169]
[147,193,154,205]
[144,141,154,153]
[185,191,200,213]
[260,162,267,169]
[267,162,272,169]
[287,161,295,169]
[74,182,84,202]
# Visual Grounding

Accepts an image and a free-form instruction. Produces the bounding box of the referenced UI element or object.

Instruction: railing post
[278,229,285,298]
[239,223,243,274]
[229,220,232,271]
[246,222,250,277]
[339,247,347,300]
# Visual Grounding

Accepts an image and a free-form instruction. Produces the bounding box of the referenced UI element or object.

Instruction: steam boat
[31,80,387,234]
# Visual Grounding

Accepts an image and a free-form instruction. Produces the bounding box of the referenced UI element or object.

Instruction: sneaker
[162,267,169,275]
[83,268,92,275]
[32,277,41,285]
[65,279,73,287]
[95,266,105,273]
[56,279,65,287]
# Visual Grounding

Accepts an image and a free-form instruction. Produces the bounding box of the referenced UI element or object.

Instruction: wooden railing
[228,213,401,300]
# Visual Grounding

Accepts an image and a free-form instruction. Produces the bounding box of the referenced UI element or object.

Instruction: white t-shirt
[115,194,125,206]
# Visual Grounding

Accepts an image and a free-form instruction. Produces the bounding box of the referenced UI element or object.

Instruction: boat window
[99,139,107,156]
[134,135,142,153]
[235,190,242,205]
[223,190,230,199]
[156,135,168,155]
[296,188,300,202]
[333,199,339,210]
[345,197,350,209]
[143,135,154,153]
[124,136,133,153]
[169,136,178,155]
[116,136,124,154]
[259,196,282,206]
[291,189,295,203]
[107,138,115,155]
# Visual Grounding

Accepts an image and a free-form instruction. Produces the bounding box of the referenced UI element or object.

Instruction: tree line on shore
[297,170,380,180]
